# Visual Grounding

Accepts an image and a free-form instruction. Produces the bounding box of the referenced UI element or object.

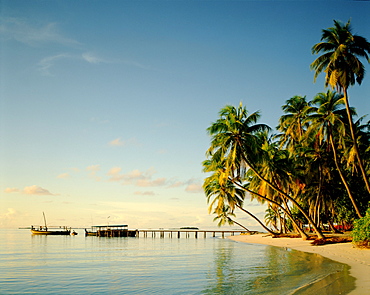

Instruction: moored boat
[85,228,97,236]
[31,212,71,235]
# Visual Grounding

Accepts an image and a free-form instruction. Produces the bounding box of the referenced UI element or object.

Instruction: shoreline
[228,234,370,295]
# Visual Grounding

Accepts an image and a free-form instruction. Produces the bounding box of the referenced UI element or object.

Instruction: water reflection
[203,241,355,295]
[0,231,355,294]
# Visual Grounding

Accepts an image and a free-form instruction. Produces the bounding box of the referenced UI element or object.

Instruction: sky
[1,0,369,230]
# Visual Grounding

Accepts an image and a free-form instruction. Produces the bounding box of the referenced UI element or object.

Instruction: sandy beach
[228,234,370,294]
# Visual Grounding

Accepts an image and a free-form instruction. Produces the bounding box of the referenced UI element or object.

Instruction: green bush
[352,208,370,248]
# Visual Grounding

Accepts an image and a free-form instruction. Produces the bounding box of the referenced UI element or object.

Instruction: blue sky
[1,1,369,229]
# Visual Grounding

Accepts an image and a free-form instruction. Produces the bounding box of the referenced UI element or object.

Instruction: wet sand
[228,234,370,295]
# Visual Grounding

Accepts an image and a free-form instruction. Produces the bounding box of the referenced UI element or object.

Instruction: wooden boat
[85,228,97,236]
[31,212,71,235]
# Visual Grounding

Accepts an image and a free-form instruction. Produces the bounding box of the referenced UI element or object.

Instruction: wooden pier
[85,224,253,238]
[138,229,250,238]
[88,228,250,238]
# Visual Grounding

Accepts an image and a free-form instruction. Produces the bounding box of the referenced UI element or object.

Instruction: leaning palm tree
[277,95,312,151]
[265,207,281,232]
[205,103,325,239]
[305,90,363,218]
[212,205,250,232]
[203,158,275,234]
[311,19,370,194]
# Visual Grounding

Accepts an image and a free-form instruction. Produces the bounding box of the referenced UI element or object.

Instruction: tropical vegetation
[203,20,370,240]
[352,208,370,248]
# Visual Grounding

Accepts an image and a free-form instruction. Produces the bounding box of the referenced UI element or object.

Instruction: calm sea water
[0,229,355,294]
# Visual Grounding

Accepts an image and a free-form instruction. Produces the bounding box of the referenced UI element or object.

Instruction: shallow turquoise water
[0,230,354,294]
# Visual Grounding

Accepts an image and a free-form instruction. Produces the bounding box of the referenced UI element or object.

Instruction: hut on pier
[85,225,138,237]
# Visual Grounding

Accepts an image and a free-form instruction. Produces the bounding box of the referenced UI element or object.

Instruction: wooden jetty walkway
[86,225,252,238]
[139,229,251,238]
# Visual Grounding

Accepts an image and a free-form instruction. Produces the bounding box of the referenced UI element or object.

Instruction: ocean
[0,229,355,294]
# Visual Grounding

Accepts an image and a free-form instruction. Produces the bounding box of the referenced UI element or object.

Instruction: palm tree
[203,157,274,234]
[305,90,363,218]
[311,19,370,195]
[203,165,244,215]
[277,95,312,151]
[205,103,325,239]
[265,207,280,232]
[212,205,250,232]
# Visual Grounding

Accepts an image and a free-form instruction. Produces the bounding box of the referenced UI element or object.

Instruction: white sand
[228,234,370,295]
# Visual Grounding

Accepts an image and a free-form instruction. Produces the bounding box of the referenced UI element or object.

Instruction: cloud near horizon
[4,185,56,195]
[185,183,203,193]
[23,185,56,195]
[57,173,70,179]
[107,167,166,187]
[86,165,101,182]
[134,191,155,196]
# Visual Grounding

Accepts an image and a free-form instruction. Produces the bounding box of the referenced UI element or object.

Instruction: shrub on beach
[352,208,370,248]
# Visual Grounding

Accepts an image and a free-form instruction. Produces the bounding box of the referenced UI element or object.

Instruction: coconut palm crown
[311,19,370,197]
[311,19,370,92]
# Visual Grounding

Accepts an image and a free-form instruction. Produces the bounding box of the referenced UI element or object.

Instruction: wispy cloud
[4,185,57,196]
[23,185,56,195]
[107,167,166,188]
[4,185,56,195]
[38,53,70,75]
[134,191,155,196]
[185,183,203,193]
[120,59,151,70]
[184,179,203,194]
[82,52,105,64]
[1,17,152,76]
[0,208,17,224]
[0,17,79,46]
[57,173,70,179]
[108,137,140,147]
[86,165,101,182]
[109,138,125,147]
[4,188,19,193]
[137,178,166,187]
[167,181,184,188]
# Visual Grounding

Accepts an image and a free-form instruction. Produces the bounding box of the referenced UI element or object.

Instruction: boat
[85,228,97,236]
[31,212,71,235]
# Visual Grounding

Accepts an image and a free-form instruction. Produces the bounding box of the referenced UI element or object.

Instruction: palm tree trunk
[230,218,251,232]
[236,205,276,235]
[237,150,324,239]
[234,186,310,240]
[343,88,370,196]
[328,130,363,218]
[281,196,309,240]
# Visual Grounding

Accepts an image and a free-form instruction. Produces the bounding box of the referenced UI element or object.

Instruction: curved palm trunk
[281,196,309,240]
[229,218,251,232]
[324,205,342,234]
[234,185,310,240]
[328,129,363,218]
[272,207,282,233]
[343,88,370,197]
[237,149,324,239]
[235,205,276,236]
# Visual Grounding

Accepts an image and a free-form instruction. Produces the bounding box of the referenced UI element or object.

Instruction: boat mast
[42,212,47,228]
